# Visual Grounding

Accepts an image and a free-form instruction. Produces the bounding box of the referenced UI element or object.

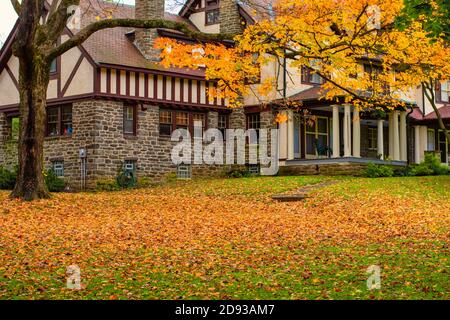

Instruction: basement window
[247,164,260,175]
[124,160,137,176]
[177,164,192,180]
[52,160,64,177]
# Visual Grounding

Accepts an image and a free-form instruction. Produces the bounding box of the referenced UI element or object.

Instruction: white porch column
[332,105,340,158]
[343,105,352,157]
[419,126,428,161]
[414,125,421,164]
[352,108,361,157]
[278,111,288,160]
[392,111,400,161]
[287,110,295,160]
[377,119,384,159]
[388,113,393,158]
[399,111,407,161]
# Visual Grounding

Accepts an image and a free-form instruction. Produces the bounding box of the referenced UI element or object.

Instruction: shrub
[136,177,154,188]
[44,169,65,192]
[95,179,120,192]
[225,168,251,178]
[364,163,394,178]
[393,166,413,177]
[410,153,449,176]
[0,166,17,190]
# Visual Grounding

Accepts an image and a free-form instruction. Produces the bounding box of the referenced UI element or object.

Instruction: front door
[305,116,329,158]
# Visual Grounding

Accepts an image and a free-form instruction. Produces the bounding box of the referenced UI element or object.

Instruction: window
[247,164,260,175]
[427,129,435,151]
[61,105,73,135]
[305,116,329,156]
[177,164,191,179]
[364,63,389,94]
[159,109,207,136]
[436,81,450,103]
[246,113,260,130]
[10,117,19,140]
[47,108,59,136]
[301,66,324,85]
[218,113,228,138]
[206,9,220,25]
[368,127,378,151]
[159,110,172,136]
[123,105,137,135]
[176,111,189,130]
[50,59,57,74]
[52,160,64,177]
[364,64,382,80]
[47,105,73,136]
[205,0,220,25]
[246,113,260,140]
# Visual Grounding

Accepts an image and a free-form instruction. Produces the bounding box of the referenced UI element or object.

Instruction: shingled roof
[74,0,204,76]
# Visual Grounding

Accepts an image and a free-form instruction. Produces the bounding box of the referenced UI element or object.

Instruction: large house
[0,0,449,190]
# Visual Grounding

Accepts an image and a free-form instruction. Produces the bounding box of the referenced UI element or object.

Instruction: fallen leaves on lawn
[0,177,448,299]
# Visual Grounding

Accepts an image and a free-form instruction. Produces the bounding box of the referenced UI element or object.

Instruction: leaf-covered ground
[0,176,448,299]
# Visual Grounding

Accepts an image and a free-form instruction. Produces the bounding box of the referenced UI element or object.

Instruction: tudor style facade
[0,0,448,189]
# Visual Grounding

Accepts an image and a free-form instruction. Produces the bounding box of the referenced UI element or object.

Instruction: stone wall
[134,0,165,61]
[0,113,18,170]
[279,162,369,176]
[0,100,274,190]
[220,0,244,34]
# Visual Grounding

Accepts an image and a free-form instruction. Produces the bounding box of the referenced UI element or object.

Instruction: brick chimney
[219,0,244,34]
[134,0,165,61]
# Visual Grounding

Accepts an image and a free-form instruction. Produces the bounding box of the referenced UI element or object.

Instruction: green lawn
[0,175,448,299]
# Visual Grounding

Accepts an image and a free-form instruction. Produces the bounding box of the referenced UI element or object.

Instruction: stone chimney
[134,0,165,61]
[220,0,244,34]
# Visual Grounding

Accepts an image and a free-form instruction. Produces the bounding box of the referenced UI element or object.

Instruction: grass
[0,175,448,300]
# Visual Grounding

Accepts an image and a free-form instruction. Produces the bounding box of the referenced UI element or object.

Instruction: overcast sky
[0,0,183,44]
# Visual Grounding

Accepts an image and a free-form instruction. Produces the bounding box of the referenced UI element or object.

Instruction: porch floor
[285,157,407,167]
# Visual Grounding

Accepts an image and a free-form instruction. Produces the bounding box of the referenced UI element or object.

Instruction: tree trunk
[423,82,450,143]
[10,53,51,200]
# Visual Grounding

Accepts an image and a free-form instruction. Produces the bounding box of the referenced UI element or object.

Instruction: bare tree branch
[423,80,450,142]
[47,18,236,61]
[46,0,81,43]
[10,0,22,15]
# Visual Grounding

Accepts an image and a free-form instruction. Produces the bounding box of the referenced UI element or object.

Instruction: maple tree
[157,0,450,141]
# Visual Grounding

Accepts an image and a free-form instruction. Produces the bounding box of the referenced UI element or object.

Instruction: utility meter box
[79,148,87,159]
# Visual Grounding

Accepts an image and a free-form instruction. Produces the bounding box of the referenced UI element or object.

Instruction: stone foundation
[279,162,373,176]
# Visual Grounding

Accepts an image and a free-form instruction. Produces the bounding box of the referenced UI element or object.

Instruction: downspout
[406,105,414,165]
[283,56,287,99]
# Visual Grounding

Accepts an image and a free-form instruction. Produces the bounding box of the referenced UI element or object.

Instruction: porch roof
[409,106,450,122]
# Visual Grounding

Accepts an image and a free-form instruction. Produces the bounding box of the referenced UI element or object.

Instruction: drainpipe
[406,106,414,165]
[283,56,287,99]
